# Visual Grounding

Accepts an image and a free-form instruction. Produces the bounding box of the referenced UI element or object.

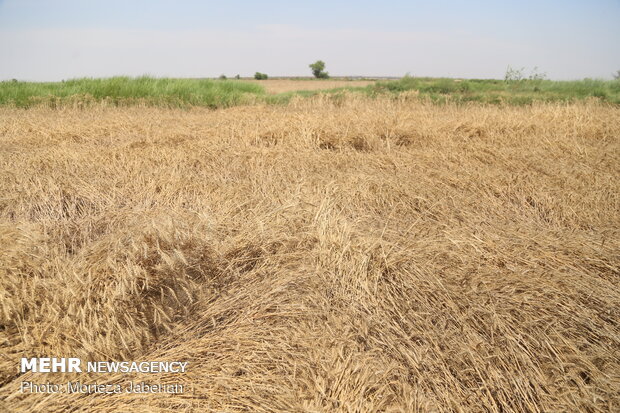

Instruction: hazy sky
[1,0,619,81]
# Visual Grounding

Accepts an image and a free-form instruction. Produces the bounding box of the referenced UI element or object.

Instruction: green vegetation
[259,76,620,106]
[0,76,265,108]
[254,72,269,80]
[1,75,619,109]
[370,76,620,105]
[309,60,329,79]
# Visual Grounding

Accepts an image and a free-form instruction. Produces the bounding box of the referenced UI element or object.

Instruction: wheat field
[1,95,619,412]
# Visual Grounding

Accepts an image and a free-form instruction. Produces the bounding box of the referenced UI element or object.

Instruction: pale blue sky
[1,0,619,81]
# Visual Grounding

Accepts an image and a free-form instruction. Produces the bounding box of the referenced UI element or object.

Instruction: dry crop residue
[1,95,619,412]
[246,79,376,93]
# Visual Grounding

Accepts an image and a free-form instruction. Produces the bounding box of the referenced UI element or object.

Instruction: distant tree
[528,67,547,81]
[219,74,227,80]
[505,65,547,82]
[254,72,268,80]
[613,70,620,80]
[504,66,525,82]
[235,74,241,79]
[309,60,329,79]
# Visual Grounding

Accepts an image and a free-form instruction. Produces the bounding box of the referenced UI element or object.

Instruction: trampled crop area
[1,96,619,412]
